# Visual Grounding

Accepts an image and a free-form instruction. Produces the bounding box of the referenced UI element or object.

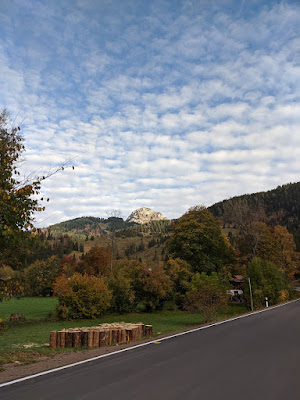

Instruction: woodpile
[50,322,153,348]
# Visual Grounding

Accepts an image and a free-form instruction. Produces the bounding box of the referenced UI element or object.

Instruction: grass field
[0,297,58,320]
[0,297,247,366]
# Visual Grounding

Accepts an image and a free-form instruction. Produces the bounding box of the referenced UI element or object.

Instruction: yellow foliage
[278,289,289,303]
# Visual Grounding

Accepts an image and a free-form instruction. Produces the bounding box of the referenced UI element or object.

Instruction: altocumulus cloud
[0,0,299,225]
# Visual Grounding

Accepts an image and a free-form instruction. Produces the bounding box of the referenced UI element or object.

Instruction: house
[228,275,244,302]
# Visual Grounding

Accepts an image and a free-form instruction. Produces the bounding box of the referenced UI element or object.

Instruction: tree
[108,266,135,314]
[78,245,111,276]
[24,256,61,296]
[0,109,41,268]
[113,259,171,312]
[184,272,228,321]
[164,258,192,309]
[0,109,73,269]
[168,206,236,274]
[0,278,23,303]
[238,223,299,278]
[271,225,299,278]
[244,257,288,308]
[60,254,77,278]
[106,209,123,273]
[54,273,111,319]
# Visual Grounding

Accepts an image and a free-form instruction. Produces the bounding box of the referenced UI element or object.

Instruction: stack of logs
[50,322,153,348]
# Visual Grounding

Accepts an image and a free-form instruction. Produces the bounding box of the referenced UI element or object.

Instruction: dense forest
[208,182,300,250]
[49,216,130,238]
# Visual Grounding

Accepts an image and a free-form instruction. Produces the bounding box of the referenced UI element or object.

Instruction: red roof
[233,275,244,282]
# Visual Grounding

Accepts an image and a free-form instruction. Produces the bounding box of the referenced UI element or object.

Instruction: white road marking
[0,298,299,389]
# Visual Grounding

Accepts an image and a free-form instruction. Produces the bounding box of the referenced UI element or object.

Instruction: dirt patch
[0,337,156,384]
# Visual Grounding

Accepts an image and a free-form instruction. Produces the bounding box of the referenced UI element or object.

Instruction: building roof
[233,275,244,282]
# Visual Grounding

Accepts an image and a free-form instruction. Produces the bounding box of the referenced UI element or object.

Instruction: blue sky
[0,0,299,225]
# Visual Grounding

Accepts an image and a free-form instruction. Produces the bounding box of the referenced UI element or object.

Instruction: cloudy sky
[0,0,299,226]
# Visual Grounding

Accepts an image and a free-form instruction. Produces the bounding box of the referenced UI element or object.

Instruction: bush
[184,272,228,320]
[113,259,172,312]
[164,258,192,309]
[77,246,110,276]
[108,272,135,314]
[54,273,111,319]
[0,265,15,280]
[24,256,60,296]
[245,257,288,308]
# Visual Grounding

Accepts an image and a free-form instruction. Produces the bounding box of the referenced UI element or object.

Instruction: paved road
[1,301,300,400]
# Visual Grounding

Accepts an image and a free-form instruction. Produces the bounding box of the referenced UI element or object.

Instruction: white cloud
[0,0,299,226]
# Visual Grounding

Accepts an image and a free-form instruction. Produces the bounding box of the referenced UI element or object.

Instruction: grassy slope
[70,234,166,266]
[0,297,58,320]
[0,297,247,363]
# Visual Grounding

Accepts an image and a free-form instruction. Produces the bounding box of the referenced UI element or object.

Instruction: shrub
[184,272,228,320]
[54,273,111,319]
[164,258,192,309]
[245,257,287,308]
[77,246,110,276]
[113,259,172,312]
[108,272,135,314]
[24,256,60,296]
[0,265,15,280]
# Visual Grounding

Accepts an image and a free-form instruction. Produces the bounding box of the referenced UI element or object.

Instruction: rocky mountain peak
[126,207,168,224]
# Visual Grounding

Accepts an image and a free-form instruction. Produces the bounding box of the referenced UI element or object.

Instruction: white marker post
[265,297,269,308]
[248,277,254,312]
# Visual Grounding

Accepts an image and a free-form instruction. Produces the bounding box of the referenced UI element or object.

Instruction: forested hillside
[49,216,128,239]
[208,182,300,249]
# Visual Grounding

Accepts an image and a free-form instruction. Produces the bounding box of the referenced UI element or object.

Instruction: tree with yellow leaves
[0,109,73,269]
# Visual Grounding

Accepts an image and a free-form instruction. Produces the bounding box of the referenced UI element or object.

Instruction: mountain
[48,207,168,238]
[49,216,128,238]
[126,207,168,224]
[208,182,300,249]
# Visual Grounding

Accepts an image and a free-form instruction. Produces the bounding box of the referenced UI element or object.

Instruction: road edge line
[0,298,299,388]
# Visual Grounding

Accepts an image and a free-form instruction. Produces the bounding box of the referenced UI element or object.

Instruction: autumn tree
[0,278,23,303]
[164,258,192,309]
[271,225,299,278]
[184,272,228,321]
[108,263,135,313]
[54,273,111,319]
[238,222,299,278]
[244,257,289,308]
[0,109,73,269]
[0,109,41,268]
[60,254,77,277]
[113,259,171,312]
[24,256,61,296]
[77,245,111,276]
[168,206,236,274]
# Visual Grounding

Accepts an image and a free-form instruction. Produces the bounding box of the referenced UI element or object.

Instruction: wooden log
[82,329,89,347]
[59,330,66,348]
[126,328,133,342]
[99,329,110,346]
[136,323,144,338]
[93,330,100,347]
[50,331,58,348]
[132,326,139,341]
[65,330,73,348]
[73,330,81,348]
[111,328,119,344]
[88,329,94,347]
[107,329,112,345]
[144,325,153,337]
[119,329,127,344]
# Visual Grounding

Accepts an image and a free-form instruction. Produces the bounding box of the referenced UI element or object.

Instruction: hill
[208,182,300,249]
[49,216,129,240]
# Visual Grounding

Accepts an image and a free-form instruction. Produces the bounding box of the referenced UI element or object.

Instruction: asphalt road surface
[1,300,300,400]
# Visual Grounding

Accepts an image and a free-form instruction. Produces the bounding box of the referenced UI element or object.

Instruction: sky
[0,0,299,226]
